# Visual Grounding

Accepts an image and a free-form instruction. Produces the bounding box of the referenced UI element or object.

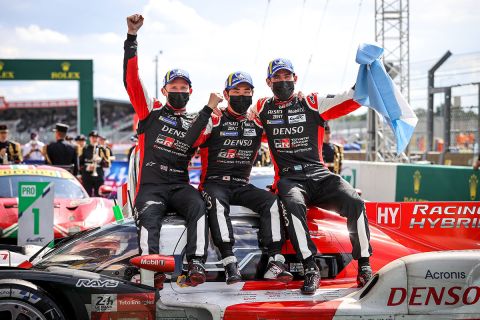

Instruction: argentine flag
[353,43,418,154]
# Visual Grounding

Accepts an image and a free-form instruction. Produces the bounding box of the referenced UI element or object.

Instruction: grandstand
[0,97,135,143]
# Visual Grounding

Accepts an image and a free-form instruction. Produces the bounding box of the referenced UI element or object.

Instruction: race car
[0,164,116,242]
[0,200,478,319]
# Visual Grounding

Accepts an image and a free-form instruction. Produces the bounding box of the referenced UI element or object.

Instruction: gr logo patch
[274,138,291,149]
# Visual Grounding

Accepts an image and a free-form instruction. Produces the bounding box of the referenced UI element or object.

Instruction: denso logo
[377,203,401,228]
[272,126,304,135]
[223,139,253,147]
[76,279,119,288]
[161,125,186,138]
[140,259,165,266]
[387,286,480,306]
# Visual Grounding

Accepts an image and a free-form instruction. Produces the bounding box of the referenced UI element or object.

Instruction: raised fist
[213,105,226,117]
[207,93,224,110]
[297,91,305,101]
[246,105,258,121]
[127,14,144,35]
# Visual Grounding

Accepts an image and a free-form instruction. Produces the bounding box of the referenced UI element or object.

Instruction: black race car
[1,203,479,319]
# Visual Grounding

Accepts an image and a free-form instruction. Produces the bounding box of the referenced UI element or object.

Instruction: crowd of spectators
[0,101,134,142]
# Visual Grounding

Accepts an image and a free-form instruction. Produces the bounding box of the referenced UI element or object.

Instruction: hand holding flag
[353,43,418,154]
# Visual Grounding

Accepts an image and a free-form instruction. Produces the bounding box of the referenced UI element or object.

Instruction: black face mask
[167,92,189,110]
[229,95,252,115]
[272,81,295,101]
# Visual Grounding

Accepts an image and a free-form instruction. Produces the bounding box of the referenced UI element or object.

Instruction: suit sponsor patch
[155,134,175,147]
[274,138,291,149]
[267,119,285,125]
[218,149,237,159]
[220,131,239,137]
[180,117,190,130]
[158,116,177,126]
[243,128,256,136]
[288,114,306,124]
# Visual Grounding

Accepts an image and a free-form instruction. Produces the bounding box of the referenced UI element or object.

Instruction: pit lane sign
[18,182,54,246]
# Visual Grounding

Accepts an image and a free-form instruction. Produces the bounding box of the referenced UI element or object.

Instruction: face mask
[272,81,295,101]
[229,95,252,115]
[167,92,189,110]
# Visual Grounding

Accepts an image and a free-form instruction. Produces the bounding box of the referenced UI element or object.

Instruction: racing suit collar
[273,94,297,108]
[165,103,187,115]
[224,109,247,121]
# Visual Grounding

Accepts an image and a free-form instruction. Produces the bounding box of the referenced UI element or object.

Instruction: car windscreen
[35,223,138,272]
[0,175,87,199]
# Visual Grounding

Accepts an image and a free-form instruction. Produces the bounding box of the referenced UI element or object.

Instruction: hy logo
[376,203,401,228]
[469,174,478,200]
[413,170,422,194]
[61,62,71,72]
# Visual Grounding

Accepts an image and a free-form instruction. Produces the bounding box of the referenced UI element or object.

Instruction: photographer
[23,132,45,162]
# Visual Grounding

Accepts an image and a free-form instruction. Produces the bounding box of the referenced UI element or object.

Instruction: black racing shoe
[264,258,293,283]
[186,259,206,287]
[225,262,242,285]
[301,267,321,295]
[357,265,373,288]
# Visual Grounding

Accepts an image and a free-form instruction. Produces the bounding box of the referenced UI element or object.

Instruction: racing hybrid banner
[17,182,54,246]
[366,201,479,251]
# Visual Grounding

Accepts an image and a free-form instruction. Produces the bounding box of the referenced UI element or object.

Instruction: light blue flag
[353,43,418,154]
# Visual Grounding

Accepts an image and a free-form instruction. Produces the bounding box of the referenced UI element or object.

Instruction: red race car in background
[0,164,116,242]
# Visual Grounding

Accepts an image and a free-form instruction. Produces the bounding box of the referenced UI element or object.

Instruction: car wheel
[0,279,65,320]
